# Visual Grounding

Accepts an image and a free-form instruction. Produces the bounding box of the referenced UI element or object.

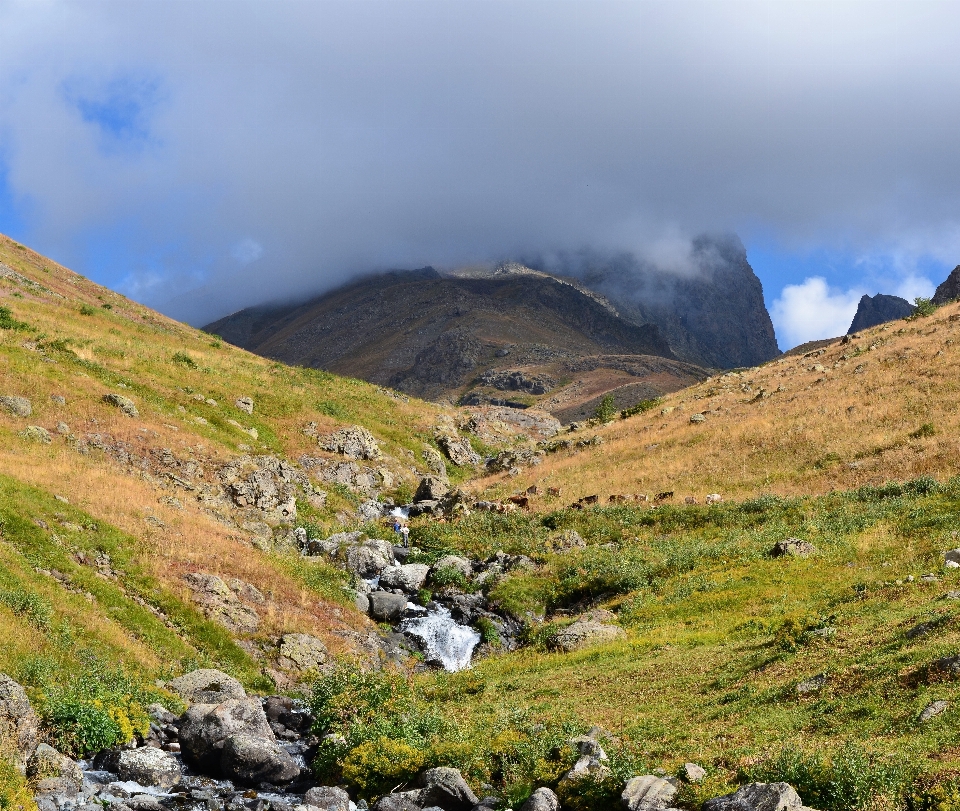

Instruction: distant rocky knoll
[847,293,915,333]
[933,265,960,305]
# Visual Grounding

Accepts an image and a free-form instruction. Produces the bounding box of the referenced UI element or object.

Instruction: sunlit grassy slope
[475,305,960,506]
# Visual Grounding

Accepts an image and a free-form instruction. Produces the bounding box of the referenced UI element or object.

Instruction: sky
[2,1,960,349]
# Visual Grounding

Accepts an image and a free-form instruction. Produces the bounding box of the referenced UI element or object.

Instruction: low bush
[0,752,35,811]
[0,589,51,630]
[908,771,960,811]
[171,351,196,367]
[0,307,29,332]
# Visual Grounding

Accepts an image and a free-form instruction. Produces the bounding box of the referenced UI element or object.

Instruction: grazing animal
[654,491,674,502]
[633,494,649,502]
[609,494,627,504]
[582,494,599,505]
[526,485,540,495]
[705,493,723,504]
[547,487,562,497]
[508,495,530,509]
[684,496,698,505]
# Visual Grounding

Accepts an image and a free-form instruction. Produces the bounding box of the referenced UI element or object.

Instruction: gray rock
[621,774,678,810]
[422,446,448,480]
[0,395,31,417]
[220,732,300,784]
[436,432,481,467]
[178,698,274,771]
[372,792,423,811]
[168,669,246,704]
[319,426,382,460]
[414,476,450,503]
[50,395,65,406]
[20,425,51,443]
[379,564,431,593]
[358,500,385,522]
[27,744,82,793]
[146,703,177,725]
[304,786,351,811]
[418,766,479,811]
[770,538,816,558]
[102,393,139,417]
[117,747,181,788]
[235,397,254,415]
[125,796,166,811]
[796,674,827,695]
[432,555,472,580]
[703,781,815,811]
[552,613,627,653]
[0,673,39,773]
[345,539,395,578]
[682,763,706,783]
[690,413,705,424]
[368,591,409,622]
[930,654,960,679]
[354,593,370,613]
[919,700,949,722]
[183,573,261,633]
[277,633,328,671]
[521,787,560,811]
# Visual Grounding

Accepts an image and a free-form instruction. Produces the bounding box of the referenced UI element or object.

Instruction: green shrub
[910,423,936,439]
[430,565,469,591]
[172,351,197,367]
[593,394,616,423]
[0,588,51,630]
[912,297,937,318]
[0,307,29,331]
[743,743,913,811]
[620,398,661,419]
[908,772,960,811]
[475,617,501,645]
[79,305,96,316]
[340,737,425,796]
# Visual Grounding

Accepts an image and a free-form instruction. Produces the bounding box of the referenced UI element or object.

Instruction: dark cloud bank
[3,1,960,327]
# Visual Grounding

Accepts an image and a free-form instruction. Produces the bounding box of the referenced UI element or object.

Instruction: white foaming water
[390,506,410,519]
[401,606,481,672]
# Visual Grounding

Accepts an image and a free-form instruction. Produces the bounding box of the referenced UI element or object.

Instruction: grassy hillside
[475,304,960,506]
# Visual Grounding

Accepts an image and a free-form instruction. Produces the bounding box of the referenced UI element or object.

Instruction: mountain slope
[848,293,915,333]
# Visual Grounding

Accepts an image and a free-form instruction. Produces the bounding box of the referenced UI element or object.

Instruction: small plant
[910,423,936,439]
[620,398,661,419]
[593,394,616,423]
[475,616,501,645]
[0,306,29,331]
[78,304,96,316]
[0,588,52,630]
[172,351,197,368]
[911,297,937,318]
[429,565,469,591]
[908,772,960,811]
[101,303,112,310]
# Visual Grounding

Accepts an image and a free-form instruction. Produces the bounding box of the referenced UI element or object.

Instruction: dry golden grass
[479,304,960,505]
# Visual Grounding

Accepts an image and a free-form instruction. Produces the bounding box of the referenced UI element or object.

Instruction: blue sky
[3,1,960,349]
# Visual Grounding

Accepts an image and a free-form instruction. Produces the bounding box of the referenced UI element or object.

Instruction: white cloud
[893,274,934,302]
[231,238,263,264]
[771,277,863,349]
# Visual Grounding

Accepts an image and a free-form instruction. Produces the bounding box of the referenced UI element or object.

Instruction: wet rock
[277,634,328,672]
[304,786,351,811]
[102,393,139,417]
[369,591,409,622]
[415,476,449,502]
[418,766,479,811]
[620,774,678,810]
[0,673,39,773]
[220,732,300,785]
[178,698,274,772]
[703,781,816,811]
[319,426,382,460]
[183,573,261,633]
[521,787,560,811]
[27,743,82,794]
[117,747,182,788]
[168,669,247,704]
[0,396,31,417]
[235,397,254,415]
[770,538,816,558]
[380,564,431,593]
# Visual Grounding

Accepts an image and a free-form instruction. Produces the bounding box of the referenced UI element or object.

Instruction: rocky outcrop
[933,265,960,305]
[117,747,182,788]
[167,669,247,704]
[847,293,914,333]
[102,393,139,417]
[319,426,382,460]
[552,609,627,652]
[219,732,300,784]
[219,455,315,524]
[703,781,820,810]
[27,743,82,796]
[178,698,275,774]
[0,674,38,773]
[183,573,262,633]
[0,396,31,417]
[277,634,328,672]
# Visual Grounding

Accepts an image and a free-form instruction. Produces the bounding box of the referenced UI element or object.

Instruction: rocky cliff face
[933,265,960,305]
[546,235,781,369]
[847,293,914,333]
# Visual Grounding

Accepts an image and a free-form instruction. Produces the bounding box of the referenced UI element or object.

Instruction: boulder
[418,766,479,811]
[27,743,82,794]
[358,500,385,522]
[770,538,816,558]
[422,446,448,480]
[319,426,382,460]
[0,674,39,773]
[432,555,472,580]
[703,782,817,811]
[369,591,409,622]
[373,792,423,811]
[235,397,254,415]
[796,674,827,695]
[20,426,51,443]
[521,787,560,811]
[435,433,481,467]
[304,786,351,811]
[414,476,450,503]
[919,700,949,722]
[0,396,31,417]
[220,732,300,784]
[183,573,261,633]
[167,669,246,704]
[277,633,328,671]
[178,698,274,771]
[345,539,395,578]
[552,615,626,653]
[621,775,678,810]
[102,393,139,417]
[117,747,182,788]
[945,549,960,566]
[682,763,706,783]
[380,564,431,593]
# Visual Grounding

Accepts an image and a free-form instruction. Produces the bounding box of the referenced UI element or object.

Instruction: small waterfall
[390,506,411,519]
[401,606,481,672]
